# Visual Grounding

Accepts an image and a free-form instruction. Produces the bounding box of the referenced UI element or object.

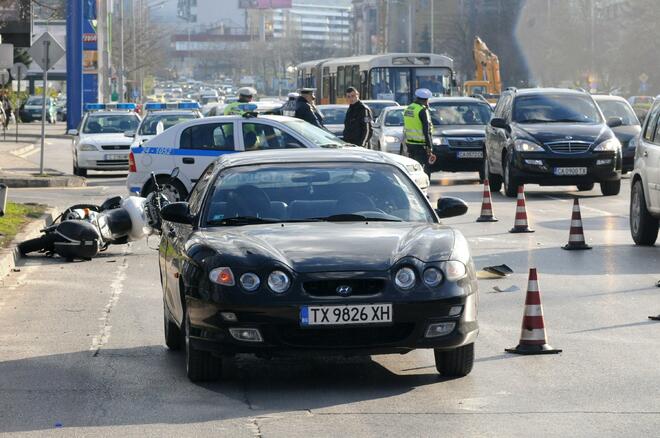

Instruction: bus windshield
[370,67,452,106]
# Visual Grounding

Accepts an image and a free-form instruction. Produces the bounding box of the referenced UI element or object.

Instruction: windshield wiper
[313,214,402,222]
[208,216,279,226]
[518,118,552,124]
[549,118,592,123]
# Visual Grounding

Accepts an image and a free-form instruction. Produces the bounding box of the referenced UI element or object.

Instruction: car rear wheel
[600,179,621,196]
[164,304,182,350]
[630,180,659,246]
[73,162,87,177]
[485,158,502,192]
[434,343,474,377]
[185,311,221,382]
[503,154,519,198]
[577,183,595,191]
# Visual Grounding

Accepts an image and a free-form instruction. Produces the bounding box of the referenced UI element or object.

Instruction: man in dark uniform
[403,88,436,176]
[343,87,372,147]
[294,88,324,129]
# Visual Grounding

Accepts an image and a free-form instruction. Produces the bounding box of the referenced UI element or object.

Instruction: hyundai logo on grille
[466,137,474,142]
[336,285,352,296]
[565,136,573,140]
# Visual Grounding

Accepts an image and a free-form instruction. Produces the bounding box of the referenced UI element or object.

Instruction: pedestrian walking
[294,88,324,129]
[343,87,372,147]
[403,88,436,176]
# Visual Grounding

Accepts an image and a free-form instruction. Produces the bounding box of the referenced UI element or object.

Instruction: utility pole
[119,0,125,102]
[132,0,137,102]
[97,0,107,102]
[430,0,434,53]
[408,0,413,52]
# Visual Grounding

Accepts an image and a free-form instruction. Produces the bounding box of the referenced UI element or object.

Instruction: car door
[371,111,384,149]
[644,105,660,210]
[239,121,305,150]
[176,121,237,184]
[485,93,510,175]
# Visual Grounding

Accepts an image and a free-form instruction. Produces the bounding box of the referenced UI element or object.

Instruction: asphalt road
[2,140,660,436]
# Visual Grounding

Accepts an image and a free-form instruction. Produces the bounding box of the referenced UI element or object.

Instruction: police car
[69,103,141,176]
[126,110,430,201]
[126,102,202,148]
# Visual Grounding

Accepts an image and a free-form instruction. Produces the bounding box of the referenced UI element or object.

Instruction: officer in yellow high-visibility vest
[224,87,257,115]
[403,88,436,176]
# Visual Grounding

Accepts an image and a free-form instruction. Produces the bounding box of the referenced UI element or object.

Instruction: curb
[0,174,86,188]
[0,206,59,280]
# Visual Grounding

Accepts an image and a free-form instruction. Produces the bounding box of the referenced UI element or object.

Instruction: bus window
[311,67,317,89]
[414,68,452,97]
[337,66,345,97]
[370,67,411,105]
[350,65,360,90]
[322,67,330,104]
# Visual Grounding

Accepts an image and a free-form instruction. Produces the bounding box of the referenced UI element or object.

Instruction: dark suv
[484,88,623,197]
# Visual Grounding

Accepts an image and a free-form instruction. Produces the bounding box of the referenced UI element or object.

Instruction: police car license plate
[104,154,128,160]
[300,304,392,326]
[457,151,483,159]
[554,167,587,176]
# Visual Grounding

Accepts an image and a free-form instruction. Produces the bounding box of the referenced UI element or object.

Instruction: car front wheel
[630,180,659,246]
[185,311,222,382]
[164,304,182,350]
[485,158,502,192]
[503,154,519,198]
[434,343,474,377]
[600,179,621,196]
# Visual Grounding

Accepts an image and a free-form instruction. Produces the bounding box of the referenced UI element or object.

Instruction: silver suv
[630,96,660,245]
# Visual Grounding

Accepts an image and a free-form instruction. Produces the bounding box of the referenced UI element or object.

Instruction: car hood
[381,126,403,136]
[324,124,344,134]
[611,124,641,143]
[199,222,455,273]
[514,123,610,145]
[435,127,485,137]
[81,133,134,145]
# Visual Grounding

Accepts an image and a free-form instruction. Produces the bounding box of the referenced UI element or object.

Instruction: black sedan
[159,149,478,382]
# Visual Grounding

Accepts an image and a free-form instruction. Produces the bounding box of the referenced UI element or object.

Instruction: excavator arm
[465,36,502,99]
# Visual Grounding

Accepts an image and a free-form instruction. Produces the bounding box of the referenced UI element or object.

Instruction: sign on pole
[28,32,66,175]
[10,63,27,142]
[0,44,13,69]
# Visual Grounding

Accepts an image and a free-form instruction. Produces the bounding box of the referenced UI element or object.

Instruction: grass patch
[0,202,47,248]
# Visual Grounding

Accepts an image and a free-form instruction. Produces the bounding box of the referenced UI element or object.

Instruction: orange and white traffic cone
[562,198,591,250]
[476,179,498,222]
[509,185,534,233]
[505,268,562,355]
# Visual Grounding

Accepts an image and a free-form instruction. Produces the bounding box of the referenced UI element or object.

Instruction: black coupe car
[159,149,478,382]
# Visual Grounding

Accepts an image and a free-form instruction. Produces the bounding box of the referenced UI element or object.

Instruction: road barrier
[562,198,592,250]
[476,179,498,222]
[509,185,534,233]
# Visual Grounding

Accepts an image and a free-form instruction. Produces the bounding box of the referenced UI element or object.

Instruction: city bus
[296,53,456,105]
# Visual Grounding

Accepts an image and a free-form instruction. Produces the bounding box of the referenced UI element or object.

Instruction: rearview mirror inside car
[160,202,192,225]
[606,117,623,128]
[436,197,468,218]
[490,118,509,130]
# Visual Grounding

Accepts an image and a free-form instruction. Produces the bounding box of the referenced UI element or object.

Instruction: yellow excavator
[463,37,502,104]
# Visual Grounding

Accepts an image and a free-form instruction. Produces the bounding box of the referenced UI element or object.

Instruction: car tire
[185,311,221,382]
[502,154,519,198]
[630,179,659,246]
[145,177,189,202]
[434,343,474,377]
[600,179,621,196]
[73,163,87,177]
[577,183,595,191]
[478,161,486,183]
[164,304,182,350]
[485,158,502,193]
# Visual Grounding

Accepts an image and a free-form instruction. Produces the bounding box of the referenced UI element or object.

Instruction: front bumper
[510,150,621,184]
[77,150,129,171]
[430,143,484,173]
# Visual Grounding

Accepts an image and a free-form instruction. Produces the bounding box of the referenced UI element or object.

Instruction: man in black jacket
[294,88,324,129]
[343,87,372,147]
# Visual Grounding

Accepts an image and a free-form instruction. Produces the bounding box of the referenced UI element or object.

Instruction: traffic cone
[509,185,534,233]
[476,179,498,222]
[505,268,562,355]
[562,198,592,250]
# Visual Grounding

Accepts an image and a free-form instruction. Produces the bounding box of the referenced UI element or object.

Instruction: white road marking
[543,194,620,217]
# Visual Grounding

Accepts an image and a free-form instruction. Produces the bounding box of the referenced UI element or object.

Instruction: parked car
[19,96,57,123]
[484,88,622,197]
[317,104,348,138]
[629,97,660,245]
[158,148,478,382]
[628,96,654,123]
[55,95,67,121]
[363,100,399,119]
[371,106,405,154]
[593,95,641,173]
[428,97,493,180]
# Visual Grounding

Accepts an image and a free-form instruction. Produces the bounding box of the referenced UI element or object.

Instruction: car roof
[86,111,140,117]
[592,94,627,102]
[363,100,399,104]
[214,148,403,169]
[143,110,199,115]
[428,96,491,104]
[512,88,590,97]
[317,104,348,109]
[200,114,300,123]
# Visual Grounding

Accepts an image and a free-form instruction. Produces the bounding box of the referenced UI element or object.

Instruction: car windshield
[205,162,434,225]
[138,113,197,135]
[384,109,405,126]
[430,102,492,125]
[318,107,347,125]
[365,101,398,118]
[596,100,639,126]
[26,97,44,106]
[281,120,347,147]
[83,114,140,134]
[513,94,602,124]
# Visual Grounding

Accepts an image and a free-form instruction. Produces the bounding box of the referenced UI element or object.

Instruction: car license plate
[300,304,392,326]
[457,151,483,159]
[554,167,587,176]
[104,154,128,160]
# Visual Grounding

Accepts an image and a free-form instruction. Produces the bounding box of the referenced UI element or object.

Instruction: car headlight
[239,272,260,292]
[79,143,98,151]
[394,267,416,290]
[432,136,447,146]
[514,139,544,152]
[384,135,400,143]
[267,270,290,294]
[423,268,444,287]
[442,261,467,282]
[406,163,422,173]
[593,138,621,151]
[209,267,235,286]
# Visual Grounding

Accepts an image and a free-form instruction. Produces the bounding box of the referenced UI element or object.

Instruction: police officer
[403,88,436,175]
[224,87,256,115]
[294,88,324,129]
[343,87,372,147]
[281,92,299,117]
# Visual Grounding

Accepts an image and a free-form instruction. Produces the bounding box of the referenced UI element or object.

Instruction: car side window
[501,95,513,122]
[242,123,304,150]
[493,93,509,118]
[188,163,215,216]
[643,104,660,142]
[180,123,234,150]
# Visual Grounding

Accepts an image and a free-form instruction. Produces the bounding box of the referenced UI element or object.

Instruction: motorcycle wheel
[18,234,55,255]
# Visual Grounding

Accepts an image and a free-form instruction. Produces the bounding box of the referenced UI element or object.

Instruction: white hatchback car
[69,103,141,177]
[126,112,429,201]
[370,106,405,154]
[127,102,202,148]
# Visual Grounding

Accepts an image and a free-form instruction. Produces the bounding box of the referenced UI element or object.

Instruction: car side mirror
[160,202,192,224]
[490,117,509,131]
[67,129,78,136]
[435,197,468,218]
[607,117,623,128]
[124,130,135,138]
